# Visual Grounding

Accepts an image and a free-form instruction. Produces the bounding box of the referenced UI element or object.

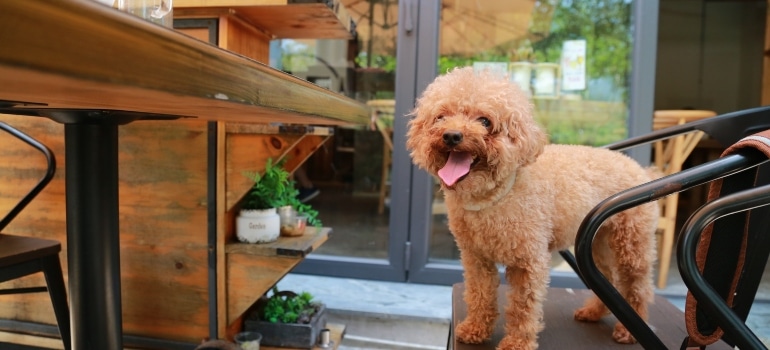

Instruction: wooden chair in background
[651,109,716,289]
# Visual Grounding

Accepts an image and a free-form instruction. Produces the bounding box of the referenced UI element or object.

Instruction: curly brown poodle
[406,67,658,349]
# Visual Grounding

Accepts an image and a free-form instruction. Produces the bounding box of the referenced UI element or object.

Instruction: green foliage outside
[262,287,319,324]
[436,0,633,146]
[242,158,321,227]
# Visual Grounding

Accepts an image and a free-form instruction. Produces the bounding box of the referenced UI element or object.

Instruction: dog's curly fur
[406,67,658,349]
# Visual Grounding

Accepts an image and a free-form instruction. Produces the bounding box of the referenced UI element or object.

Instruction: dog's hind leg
[606,208,657,344]
[455,250,500,344]
[575,229,615,322]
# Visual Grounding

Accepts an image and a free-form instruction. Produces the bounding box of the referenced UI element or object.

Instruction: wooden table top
[0,1,369,126]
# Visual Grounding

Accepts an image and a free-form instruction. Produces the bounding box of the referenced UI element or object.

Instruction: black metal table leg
[1,109,181,350]
[64,121,122,349]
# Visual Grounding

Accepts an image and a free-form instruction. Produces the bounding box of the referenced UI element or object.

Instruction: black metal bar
[64,121,122,350]
[207,121,218,339]
[604,105,770,152]
[557,250,585,286]
[0,287,47,295]
[677,185,770,350]
[574,152,768,349]
[0,122,56,231]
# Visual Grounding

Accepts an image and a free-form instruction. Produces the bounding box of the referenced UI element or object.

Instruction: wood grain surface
[0,1,368,126]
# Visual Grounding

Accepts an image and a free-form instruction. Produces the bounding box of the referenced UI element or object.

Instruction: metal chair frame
[558,105,770,349]
[0,121,70,350]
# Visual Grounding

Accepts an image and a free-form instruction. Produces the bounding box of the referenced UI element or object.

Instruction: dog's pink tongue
[438,151,472,186]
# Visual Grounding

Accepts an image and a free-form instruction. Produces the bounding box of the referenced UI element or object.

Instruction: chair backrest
[678,150,770,349]
[0,122,56,231]
[570,105,770,349]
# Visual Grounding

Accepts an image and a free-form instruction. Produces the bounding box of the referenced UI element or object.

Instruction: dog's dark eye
[436,115,445,122]
[477,117,491,129]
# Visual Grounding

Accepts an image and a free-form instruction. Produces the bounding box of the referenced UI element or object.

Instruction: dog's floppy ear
[506,107,547,166]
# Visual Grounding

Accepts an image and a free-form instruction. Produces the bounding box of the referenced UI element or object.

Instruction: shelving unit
[0,1,367,347]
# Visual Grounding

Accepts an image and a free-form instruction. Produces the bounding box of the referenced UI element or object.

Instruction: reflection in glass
[269,0,400,260]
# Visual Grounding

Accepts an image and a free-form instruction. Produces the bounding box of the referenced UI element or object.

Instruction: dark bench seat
[450,283,732,349]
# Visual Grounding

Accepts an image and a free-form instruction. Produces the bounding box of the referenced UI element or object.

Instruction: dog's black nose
[443,131,463,146]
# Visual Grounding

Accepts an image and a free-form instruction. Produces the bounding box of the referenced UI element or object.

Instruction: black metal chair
[0,122,70,350]
[678,181,770,349]
[564,105,770,349]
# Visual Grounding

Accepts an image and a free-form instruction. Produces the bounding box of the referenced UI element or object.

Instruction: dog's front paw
[455,319,493,344]
[612,322,637,344]
[497,335,536,350]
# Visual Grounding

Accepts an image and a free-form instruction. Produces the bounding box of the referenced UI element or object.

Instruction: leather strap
[683,129,770,346]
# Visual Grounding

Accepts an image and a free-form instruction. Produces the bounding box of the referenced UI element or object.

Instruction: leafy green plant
[262,287,320,324]
[242,158,321,227]
[242,158,292,210]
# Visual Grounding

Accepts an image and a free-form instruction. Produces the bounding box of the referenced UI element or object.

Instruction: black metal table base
[64,122,122,349]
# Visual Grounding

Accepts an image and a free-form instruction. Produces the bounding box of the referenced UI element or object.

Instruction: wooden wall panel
[118,119,210,342]
[220,15,271,63]
[0,115,213,343]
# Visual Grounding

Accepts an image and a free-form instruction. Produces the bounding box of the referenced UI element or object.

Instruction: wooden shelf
[225,124,335,136]
[175,0,355,39]
[226,228,332,331]
[227,227,331,258]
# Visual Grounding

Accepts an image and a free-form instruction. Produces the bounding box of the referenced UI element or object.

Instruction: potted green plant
[244,287,327,348]
[236,159,321,243]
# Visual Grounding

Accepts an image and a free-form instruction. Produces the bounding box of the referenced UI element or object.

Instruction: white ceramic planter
[237,208,280,244]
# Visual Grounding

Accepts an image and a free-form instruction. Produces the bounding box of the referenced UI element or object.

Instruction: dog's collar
[462,173,517,211]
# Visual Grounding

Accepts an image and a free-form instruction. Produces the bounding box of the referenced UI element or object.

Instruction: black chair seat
[0,234,61,267]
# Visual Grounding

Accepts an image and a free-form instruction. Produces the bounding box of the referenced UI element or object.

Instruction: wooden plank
[176,0,289,7]
[0,2,369,126]
[175,0,354,39]
[226,253,300,325]
[218,120,229,339]
[225,228,329,328]
[226,227,330,257]
[227,4,353,39]
[117,119,212,343]
[0,116,215,343]
[219,14,271,62]
[451,284,734,349]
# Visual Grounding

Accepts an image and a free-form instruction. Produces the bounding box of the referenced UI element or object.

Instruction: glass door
[287,0,409,281]
[407,0,659,286]
[291,0,657,286]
